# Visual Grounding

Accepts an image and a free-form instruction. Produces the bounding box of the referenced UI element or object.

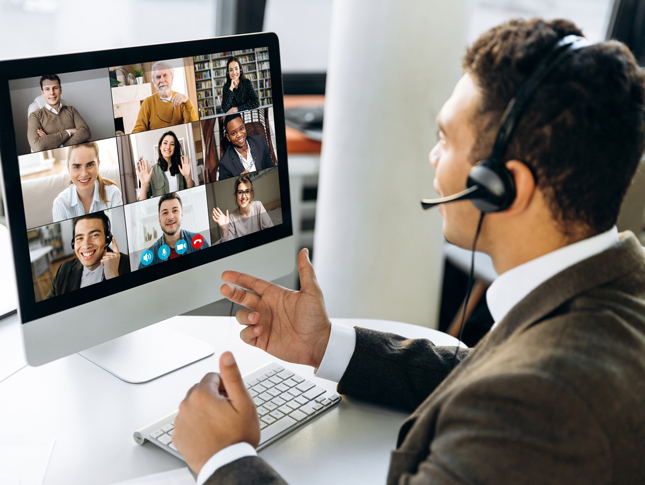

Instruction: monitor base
[78,324,214,384]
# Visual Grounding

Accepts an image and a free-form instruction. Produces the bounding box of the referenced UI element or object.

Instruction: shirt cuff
[65,129,71,136]
[314,322,356,382]
[196,442,257,485]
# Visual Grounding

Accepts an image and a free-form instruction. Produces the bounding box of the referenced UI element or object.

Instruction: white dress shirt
[79,265,104,289]
[52,180,123,222]
[234,142,256,173]
[196,226,620,482]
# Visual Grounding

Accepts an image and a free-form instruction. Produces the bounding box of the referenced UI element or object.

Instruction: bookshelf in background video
[193,47,272,119]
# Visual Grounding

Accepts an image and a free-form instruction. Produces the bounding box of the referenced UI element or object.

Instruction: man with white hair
[132,60,198,133]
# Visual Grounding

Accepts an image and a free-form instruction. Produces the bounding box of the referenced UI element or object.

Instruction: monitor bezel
[0,32,293,324]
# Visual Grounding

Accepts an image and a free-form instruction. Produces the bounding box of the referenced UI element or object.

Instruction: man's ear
[504,160,536,214]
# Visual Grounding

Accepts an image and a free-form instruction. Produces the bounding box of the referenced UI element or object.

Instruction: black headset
[421,34,592,213]
[71,212,113,249]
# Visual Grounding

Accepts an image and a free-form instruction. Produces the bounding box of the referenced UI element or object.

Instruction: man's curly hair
[463,18,645,236]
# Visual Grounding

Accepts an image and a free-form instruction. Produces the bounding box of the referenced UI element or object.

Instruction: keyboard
[133,362,341,460]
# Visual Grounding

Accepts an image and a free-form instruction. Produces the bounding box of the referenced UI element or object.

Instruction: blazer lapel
[228,146,247,176]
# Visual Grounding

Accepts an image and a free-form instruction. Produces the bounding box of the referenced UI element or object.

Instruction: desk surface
[0,315,460,485]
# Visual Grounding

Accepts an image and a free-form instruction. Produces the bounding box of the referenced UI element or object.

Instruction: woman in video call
[211,175,273,241]
[221,56,260,115]
[52,141,123,222]
[136,130,194,200]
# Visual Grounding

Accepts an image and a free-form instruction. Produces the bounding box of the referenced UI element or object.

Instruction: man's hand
[101,237,121,279]
[221,248,332,369]
[37,129,47,137]
[68,128,78,135]
[173,352,260,475]
[172,92,189,108]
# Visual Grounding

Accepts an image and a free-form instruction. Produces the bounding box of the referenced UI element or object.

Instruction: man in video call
[27,74,91,153]
[132,61,198,133]
[46,212,129,298]
[217,113,275,181]
[171,19,645,484]
[140,192,209,268]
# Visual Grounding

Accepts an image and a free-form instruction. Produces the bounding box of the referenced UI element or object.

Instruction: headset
[70,212,113,250]
[421,34,592,213]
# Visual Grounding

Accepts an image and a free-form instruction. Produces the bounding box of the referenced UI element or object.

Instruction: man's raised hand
[221,249,331,369]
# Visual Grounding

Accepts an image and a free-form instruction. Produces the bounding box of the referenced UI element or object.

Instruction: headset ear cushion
[467,158,516,212]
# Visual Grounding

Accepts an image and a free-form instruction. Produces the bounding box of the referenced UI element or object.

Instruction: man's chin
[162,227,180,237]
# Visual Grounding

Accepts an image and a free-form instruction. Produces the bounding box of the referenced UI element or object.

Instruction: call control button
[175,239,188,255]
[140,250,153,266]
[192,234,204,249]
[158,244,171,261]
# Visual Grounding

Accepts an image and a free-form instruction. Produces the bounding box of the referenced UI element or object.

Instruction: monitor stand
[78,323,214,384]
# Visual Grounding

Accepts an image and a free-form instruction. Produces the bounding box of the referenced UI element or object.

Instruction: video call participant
[217,114,274,181]
[221,56,260,115]
[211,175,274,242]
[136,131,194,201]
[46,212,129,298]
[139,192,210,268]
[132,61,198,133]
[27,74,91,152]
[52,142,123,222]
[172,19,645,484]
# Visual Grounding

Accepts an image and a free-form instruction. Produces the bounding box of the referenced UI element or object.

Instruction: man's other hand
[173,352,260,475]
[37,129,47,137]
[68,128,78,135]
[221,248,332,369]
[172,92,189,108]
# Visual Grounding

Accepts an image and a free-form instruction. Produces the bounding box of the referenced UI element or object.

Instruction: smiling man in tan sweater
[27,74,91,153]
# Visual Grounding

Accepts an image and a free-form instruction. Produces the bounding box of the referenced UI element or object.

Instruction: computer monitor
[0,33,294,383]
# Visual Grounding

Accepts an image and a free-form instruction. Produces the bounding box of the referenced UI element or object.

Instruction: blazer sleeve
[393,372,610,484]
[205,456,287,485]
[217,154,234,181]
[337,327,469,412]
[253,136,274,170]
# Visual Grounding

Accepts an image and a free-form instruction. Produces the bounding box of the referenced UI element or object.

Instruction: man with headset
[46,212,130,298]
[173,18,645,483]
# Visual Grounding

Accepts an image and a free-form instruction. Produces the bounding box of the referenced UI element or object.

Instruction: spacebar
[260,416,298,444]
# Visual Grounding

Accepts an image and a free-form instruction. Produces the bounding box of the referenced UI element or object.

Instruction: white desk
[0,315,462,485]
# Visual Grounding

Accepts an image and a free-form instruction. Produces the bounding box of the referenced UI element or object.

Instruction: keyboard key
[251,384,268,393]
[267,388,281,397]
[312,403,323,411]
[286,401,301,411]
[287,389,302,398]
[275,383,289,393]
[329,394,340,403]
[249,390,258,398]
[268,376,283,385]
[278,405,292,414]
[296,381,315,392]
[303,387,325,400]
[158,434,172,445]
[283,378,298,388]
[289,410,307,422]
[257,374,269,381]
[280,392,294,401]
[260,416,297,443]
[260,422,267,430]
[300,403,317,416]
[295,396,309,406]
[253,397,265,406]
[277,370,295,379]
[264,402,278,411]
[315,396,327,403]
[262,415,276,425]
[273,366,284,373]
[169,443,178,451]
[292,375,305,383]
[271,397,286,407]
[150,429,164,439]
[168,429,174,436]
[247,379,259,387]
[259,392,272,401]
[321,399,331,406]
[269,410,285,420]
[257,406,269,417]
[265,371,277,377]
[161,423,174,432]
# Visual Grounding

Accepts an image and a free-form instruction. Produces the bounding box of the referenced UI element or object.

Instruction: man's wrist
[313,322,332,369]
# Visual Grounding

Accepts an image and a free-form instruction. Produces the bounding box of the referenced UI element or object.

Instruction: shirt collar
[70,180,101,209]
[45,102,62,114]
[486,226,620,328]
[159,92,173,102]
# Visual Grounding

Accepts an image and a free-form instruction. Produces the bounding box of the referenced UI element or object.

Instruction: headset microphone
[420,185,483,210]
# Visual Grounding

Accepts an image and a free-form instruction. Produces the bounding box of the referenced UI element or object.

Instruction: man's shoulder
[248,134,268,146]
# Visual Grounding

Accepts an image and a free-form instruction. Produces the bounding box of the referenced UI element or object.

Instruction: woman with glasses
[211,175,273,241]
[136,130,194,200]
[221,57,260,115]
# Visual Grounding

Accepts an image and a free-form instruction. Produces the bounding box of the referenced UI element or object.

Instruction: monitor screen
[0,34,292,328]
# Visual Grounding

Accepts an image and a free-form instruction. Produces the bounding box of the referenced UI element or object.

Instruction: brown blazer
[208,232,645,484]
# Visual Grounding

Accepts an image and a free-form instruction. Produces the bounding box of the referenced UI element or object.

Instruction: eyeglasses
[157,105,175,124]
[236,189,251,196]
